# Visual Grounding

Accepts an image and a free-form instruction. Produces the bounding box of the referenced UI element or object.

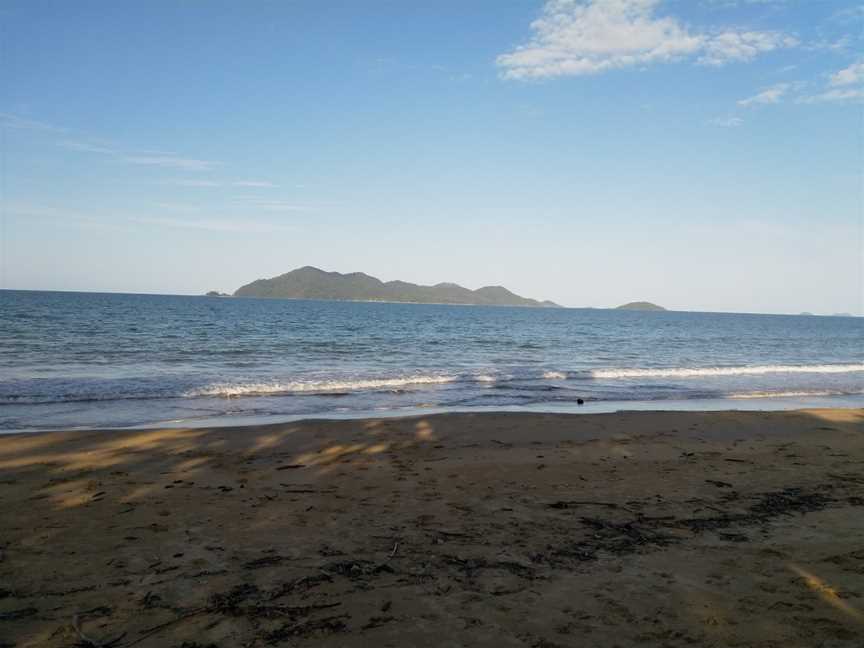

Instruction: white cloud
[829,60,864,87]
[705,0,790,6]
[795,61,864,104]
[805,36,853,52]
[170,179,221,187]
[232,180,278,188]
[123,155,218,171]
[496,0,797,79]
[698,31,797,67]
[796,88,864,104]
[737,82,790,106]
[497,0,701,79]
[708,116,743,127]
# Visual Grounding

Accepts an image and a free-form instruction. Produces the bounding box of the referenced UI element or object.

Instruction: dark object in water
[577,398,584,405]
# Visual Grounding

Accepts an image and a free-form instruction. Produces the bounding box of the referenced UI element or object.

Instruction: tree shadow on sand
[0,408,862,647]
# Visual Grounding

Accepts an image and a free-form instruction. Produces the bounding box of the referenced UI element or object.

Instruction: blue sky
[1,0,862,314]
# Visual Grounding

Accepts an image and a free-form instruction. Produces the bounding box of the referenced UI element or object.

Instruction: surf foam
[186,375,458,398]
[590,364,864,379]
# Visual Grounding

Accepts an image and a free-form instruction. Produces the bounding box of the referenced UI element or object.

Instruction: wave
[543,371,567,380]
[185,375,458,398]
[729,389,864,400]
[0,374,461,404]
[474,374,499,383]
[590,364,864,379]
[3,363,863,406]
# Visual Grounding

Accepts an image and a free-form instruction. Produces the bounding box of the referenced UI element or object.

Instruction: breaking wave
[543,371,567,379]
[590,364,864,379]
[186,375,458,398]
[729,389,864,400]
[2,364,862,406]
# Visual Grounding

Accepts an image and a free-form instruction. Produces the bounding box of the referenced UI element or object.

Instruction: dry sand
[0,408,862,647]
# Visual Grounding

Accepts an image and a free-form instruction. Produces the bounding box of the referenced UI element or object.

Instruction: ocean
[1,290,862,432]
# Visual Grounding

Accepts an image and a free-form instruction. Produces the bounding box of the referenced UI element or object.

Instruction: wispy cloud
[829,60,864,86]
[708,116,744,127]
[737,82,791,106]
[795,60,864,104]
[122,155,218,171]
[232,180,278,188]
[169,179,221,187]
[796,87,864,104]
[6,203,134,232]
[830,5,864,24]
[0,112,68,133]
[805,36,854,52]
[58,139,118,154]
[1,112,220,172]
[153,203,202,213]
[496,0,797,80]
[131,216,296,233]
[704,0,790,7]
[166,179,280,188]
[10,201,295,234]
[236,199,311,212]
[6,203,77,218]
[699,31,797,67]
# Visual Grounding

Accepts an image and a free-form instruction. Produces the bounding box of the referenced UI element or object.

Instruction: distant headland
[615,301,666,311]
[231,266,561,308]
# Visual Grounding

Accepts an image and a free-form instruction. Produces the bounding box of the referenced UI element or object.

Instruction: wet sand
[1,408,862,647]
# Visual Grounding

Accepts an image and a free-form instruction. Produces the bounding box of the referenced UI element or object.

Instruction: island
[205,291,230,297]
[615,301,666,311]
[234,266,561,307]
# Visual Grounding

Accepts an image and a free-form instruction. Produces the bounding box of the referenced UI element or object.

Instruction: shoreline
[2,408,862,646]
[4,392,864,435]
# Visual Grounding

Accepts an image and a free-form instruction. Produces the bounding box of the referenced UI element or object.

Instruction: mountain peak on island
[234,267,561,308]
[616,301,666,311]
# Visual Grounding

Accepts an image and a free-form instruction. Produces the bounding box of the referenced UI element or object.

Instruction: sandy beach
[1,408,862,647]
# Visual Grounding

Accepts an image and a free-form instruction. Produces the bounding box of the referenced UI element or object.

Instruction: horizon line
[0,287,859,318]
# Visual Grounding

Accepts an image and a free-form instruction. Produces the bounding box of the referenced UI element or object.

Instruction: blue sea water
[1,290,862,431]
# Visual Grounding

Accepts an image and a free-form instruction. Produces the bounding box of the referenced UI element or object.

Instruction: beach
[1,408,862,647]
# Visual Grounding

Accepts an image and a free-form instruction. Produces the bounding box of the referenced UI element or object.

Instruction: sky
[0,0,862,315]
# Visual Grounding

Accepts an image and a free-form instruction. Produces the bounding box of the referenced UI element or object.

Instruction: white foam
[591,364,864,379]
[543,371,567,379]
[729,390,862,399]
[474,375,498,383]
[186,375,458,398]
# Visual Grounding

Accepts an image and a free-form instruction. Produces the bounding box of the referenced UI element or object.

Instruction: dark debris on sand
[12,478,861,648]
[537,484,847,564]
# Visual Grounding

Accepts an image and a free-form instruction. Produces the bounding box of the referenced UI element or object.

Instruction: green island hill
[233,266,561,308]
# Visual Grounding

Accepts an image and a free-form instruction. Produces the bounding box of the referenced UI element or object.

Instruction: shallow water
[1,290,862,431]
